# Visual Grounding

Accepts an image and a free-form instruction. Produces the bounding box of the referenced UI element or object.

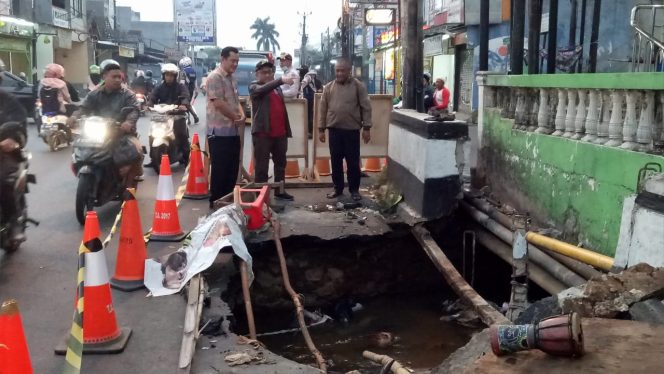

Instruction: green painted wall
[482,108,664,256]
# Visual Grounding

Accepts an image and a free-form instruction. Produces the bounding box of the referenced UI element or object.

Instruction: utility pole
[299,11,311,67]
[400,0,422,111]
[341,0,350,58]
[479,0,489,71]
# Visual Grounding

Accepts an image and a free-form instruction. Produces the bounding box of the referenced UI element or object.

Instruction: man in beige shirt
[318,57,372,201]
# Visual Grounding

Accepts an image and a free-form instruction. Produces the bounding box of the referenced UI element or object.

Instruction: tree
[250,17,280,52]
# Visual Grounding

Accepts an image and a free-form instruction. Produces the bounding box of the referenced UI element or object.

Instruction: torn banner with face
[144,204,252,297]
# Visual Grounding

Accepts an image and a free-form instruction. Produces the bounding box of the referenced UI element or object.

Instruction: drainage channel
[211,214,540,373]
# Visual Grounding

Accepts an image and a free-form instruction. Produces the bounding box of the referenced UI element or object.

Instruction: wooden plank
[411,225,511,326]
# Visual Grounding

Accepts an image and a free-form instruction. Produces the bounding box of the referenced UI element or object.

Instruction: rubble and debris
[559,263,664,318]
[224,350,267,366]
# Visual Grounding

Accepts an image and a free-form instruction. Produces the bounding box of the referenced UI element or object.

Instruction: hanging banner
[174,0,216,44]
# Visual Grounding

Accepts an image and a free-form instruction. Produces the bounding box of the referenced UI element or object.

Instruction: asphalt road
[0,99,215,373]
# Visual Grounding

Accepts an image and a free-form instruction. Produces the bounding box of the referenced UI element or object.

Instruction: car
[0,71,36,119]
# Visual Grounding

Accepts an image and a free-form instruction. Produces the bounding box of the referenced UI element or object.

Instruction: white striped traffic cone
[151,155,186,242]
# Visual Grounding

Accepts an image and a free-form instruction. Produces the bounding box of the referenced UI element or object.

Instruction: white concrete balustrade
[481,83,664,154]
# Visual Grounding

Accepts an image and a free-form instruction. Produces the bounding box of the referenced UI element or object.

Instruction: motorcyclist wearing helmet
[39,63,73,115]
[68,59,143,188]
[178,56,200,123]
[148,63,191,163]
[145,70,155,94]
[131,70,147,95]
[0,58,29,243]
[88,64,102,91]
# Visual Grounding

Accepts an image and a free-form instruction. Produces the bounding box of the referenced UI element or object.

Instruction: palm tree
[250,17,280,52]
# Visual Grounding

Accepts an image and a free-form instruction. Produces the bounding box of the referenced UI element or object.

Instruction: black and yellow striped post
[62,238,99,374]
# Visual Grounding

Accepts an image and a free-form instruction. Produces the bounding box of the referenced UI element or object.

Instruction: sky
[116,0,342,54]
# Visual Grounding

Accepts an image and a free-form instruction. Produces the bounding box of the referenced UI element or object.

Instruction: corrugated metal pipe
[460,201,587,288]
[463,194,603,280]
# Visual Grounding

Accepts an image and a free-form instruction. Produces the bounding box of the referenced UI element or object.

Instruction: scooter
[0,122,38,252]
[71,109,135,225]
[148,104,190,174]
[135,93,147,116]
[39,113,74,151]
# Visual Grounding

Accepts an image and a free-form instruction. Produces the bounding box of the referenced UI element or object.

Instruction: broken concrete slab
[558,263,664,318]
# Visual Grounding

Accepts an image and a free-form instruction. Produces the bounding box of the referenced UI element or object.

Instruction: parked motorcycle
[148,104,189,174]
[71,110,134,225]
[0,122,38,252]
[40,113,73,151]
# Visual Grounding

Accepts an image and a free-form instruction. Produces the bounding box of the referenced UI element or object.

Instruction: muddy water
[253,293,479,373]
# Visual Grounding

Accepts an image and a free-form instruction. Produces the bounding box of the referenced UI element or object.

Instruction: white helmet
[161,63,179,75]
[179,56,192,68]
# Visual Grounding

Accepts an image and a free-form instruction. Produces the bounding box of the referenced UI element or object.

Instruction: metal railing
[630,5,664,72]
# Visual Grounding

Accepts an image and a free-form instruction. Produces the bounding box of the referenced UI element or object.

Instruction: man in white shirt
[277,52,300,99]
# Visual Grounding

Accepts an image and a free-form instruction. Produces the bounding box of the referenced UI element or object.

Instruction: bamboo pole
[412,224,511,326]
[272,218,327,373]
[362,351,410,374]
[239,261,257,340]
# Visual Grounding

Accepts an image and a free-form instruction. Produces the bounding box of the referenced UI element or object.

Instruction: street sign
[174,0,216,45]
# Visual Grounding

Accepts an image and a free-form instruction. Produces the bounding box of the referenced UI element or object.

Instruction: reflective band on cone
[151,155,186,242]
[55,211,132,356]
[184,133,210,200]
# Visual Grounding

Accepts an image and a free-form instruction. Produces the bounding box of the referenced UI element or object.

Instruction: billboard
[174,0,216,44]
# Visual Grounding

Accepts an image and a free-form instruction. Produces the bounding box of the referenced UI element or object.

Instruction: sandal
[327,191,343,199]
[351,192,362,201]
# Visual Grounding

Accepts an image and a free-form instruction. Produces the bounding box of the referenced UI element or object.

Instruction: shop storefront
[0,16,35,81]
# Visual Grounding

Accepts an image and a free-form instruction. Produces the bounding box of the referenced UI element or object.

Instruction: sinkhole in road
[218,217,530,372]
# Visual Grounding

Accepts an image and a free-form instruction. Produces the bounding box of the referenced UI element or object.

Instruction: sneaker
[351,192,362,201]
[275,192,294,201]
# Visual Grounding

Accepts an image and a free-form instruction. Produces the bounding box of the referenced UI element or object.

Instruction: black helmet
[145,70,153,78]
[100,59,121,73]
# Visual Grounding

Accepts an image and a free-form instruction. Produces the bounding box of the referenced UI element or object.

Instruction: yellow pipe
[525,232,614,271]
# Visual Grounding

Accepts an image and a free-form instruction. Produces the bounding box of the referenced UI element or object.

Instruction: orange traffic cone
[55,211,131,355]
[110,189,147,291]
[0,299,33,374]
[248,157,255,176]
[184,133,210,200]
[285,159,301,178]
[363,158,383,172]
[151,155,186,242]
[315,158,331,176]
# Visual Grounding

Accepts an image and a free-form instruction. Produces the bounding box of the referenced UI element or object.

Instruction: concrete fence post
[596,91,612,144]
[582,89,600,143]
[553,89,567,136]
[572,89,587,140]
[536,88,552,134]
[563,89,577,138]
[635,91,654,152]
[606,90,625,147]
[621,90,639,150]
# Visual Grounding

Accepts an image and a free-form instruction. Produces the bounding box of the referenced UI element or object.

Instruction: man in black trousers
[318,57,373,202]
[249,59,295,200]
[205,47,244,208]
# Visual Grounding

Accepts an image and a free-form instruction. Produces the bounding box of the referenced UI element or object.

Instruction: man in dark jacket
[148,63,191,163]
[0,58,29,243]
[249,59,295,200]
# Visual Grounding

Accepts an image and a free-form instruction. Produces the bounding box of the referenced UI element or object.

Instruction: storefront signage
[119,45,135,58]
[175,0,216,44]
[424,34,443,57]
[52,6,70,29]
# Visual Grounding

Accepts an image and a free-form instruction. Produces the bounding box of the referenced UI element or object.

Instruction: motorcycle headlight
[152,126,166,139]
[83,118,109,143]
